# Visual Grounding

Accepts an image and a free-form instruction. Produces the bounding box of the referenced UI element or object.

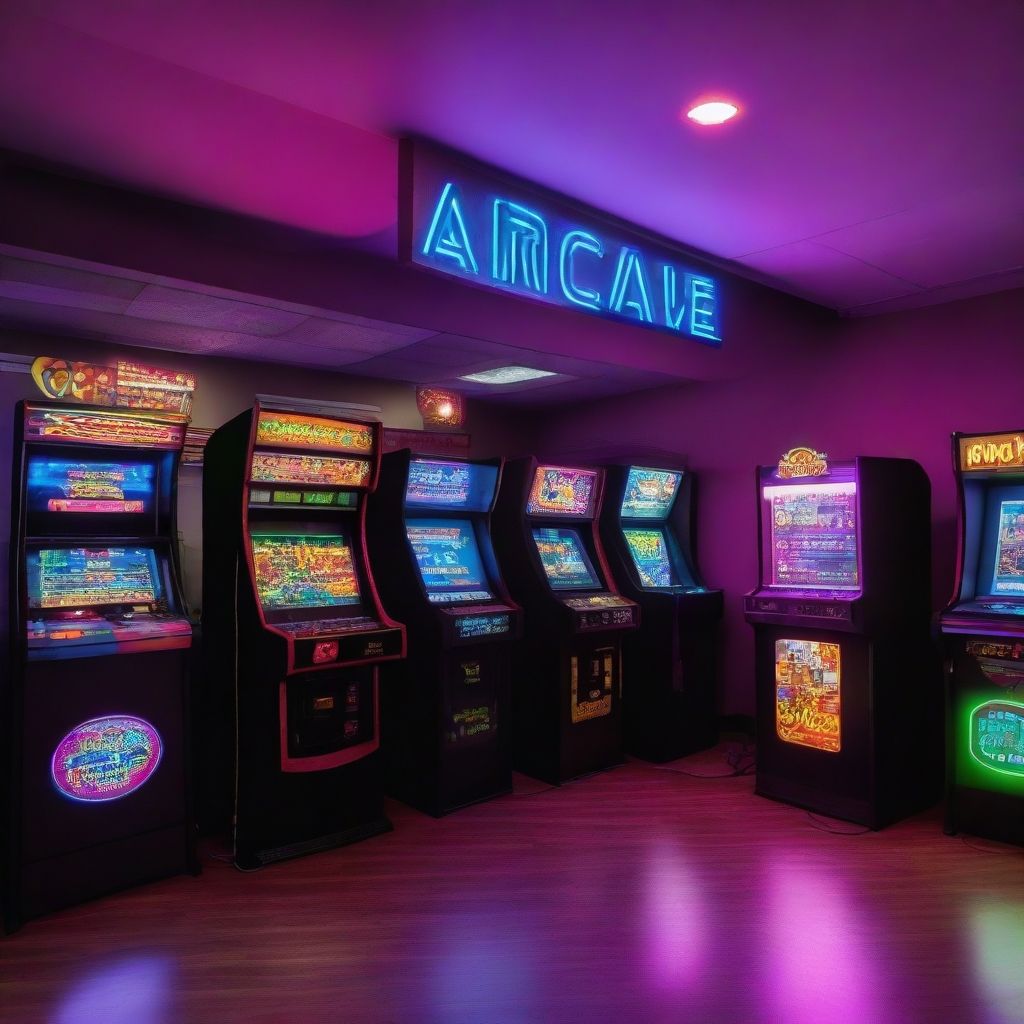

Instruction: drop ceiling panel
[125,285,310,334]
[274,316,435,353]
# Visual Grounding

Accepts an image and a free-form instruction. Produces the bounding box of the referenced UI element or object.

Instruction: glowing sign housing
[23,405,186,450]
[775,639,841,752]
[251,452,371,487]
[52,715,163,802]
[252,535,361,610]
[405,458,498,512]
[621,467,682,519]
[402,141,721,344]
[969,701,1024,777]
[27,458,155,514]
[960,433,1024,472]
[255,411,374,454]
[527,466,597,517]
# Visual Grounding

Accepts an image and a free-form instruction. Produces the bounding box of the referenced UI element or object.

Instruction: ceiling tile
[125,284,309,335]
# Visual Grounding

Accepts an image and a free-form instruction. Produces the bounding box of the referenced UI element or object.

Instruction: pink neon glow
[763,482,857,500]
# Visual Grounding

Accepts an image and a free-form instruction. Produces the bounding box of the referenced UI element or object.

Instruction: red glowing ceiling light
[416,387,465,427]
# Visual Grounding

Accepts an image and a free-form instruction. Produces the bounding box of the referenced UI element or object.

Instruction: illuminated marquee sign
[401,140,721,344]
[959,432,1024,472]
[776,447,830,479]
[51,715,163,802]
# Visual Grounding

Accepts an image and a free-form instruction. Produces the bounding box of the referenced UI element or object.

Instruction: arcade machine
[600,465,723,762]
[5,401,195,930]
[367,452,522,815]
[940,430,1024,845]
[202,401,405,868]
[492,458,639,784]
[743,448,935,828]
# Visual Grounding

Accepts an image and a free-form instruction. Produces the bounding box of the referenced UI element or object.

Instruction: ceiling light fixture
[459,366,558,385]
[685,100,739,126]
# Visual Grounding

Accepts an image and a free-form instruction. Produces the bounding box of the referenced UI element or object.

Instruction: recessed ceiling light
[459,365,558,385]
[686,101,739,126]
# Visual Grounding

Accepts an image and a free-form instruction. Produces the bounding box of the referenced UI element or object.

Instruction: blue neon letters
[419,181,720,343]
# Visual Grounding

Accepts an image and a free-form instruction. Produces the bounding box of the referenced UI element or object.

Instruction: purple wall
[536,286,1024,716]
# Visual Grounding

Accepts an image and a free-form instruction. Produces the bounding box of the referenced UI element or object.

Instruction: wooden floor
[4,746,1024,1024]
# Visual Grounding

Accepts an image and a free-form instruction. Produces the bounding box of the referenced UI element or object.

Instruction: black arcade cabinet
[941,430,1024,846]
[492,458,639,784]
[5,401,196,930]
[202,401,405,868]
[743,449,936,828]
[600,464,722,762]
[367,452,521,815]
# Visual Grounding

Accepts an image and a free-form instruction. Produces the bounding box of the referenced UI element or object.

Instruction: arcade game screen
[623,528,678,588]
[766,482,859,589]
[621,468,682,520]
[27,547,162,608]
[406,520,492,603]
[405,459,498,512]
[26,457,154,514]
[251,534,361,610]
[533,528,600,590]
[527,467,596,517]
[992,500,1024,596]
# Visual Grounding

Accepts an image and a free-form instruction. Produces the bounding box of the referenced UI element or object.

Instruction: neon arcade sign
[400,141,721,344]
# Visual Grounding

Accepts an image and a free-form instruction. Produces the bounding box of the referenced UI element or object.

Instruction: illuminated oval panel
[51,715,163,802]
[969,701,1024,778]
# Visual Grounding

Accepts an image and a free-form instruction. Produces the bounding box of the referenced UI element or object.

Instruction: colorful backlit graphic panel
[533,527,600,590]
[27,548,161,609]
[456,613,511,639]
[51,715,163,802]
[407,519,492,603]
[252,535,361,610]
[405,458,498,512]
[775,639,841,752]
[623,528,677,588]
[970,701,1024,778]
[251,452,371,487]
[767,482,859,589]
[26,458,154,514]
[23,406,186,450]
[993,501,1024,595]
[527,466,597,517]
[621,467,682,519]
[255,411,374,453]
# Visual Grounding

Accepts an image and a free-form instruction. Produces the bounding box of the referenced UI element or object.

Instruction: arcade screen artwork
[526,467,597,517]
[992,501,1024,595]
[533,528,600,590]
[970,701,1024,778]
[621,468,682,519]
[405,459,498,512]
[623,528,677,588]
[252,535,361,610]
[406,519,492,603]
[255,411,374,454]
[775,639,841,752]
[766,482,859,589]
[26,457,154,514]
[27,547,162,608]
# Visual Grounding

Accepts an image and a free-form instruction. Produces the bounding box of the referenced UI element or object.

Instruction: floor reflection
[764,856,884,1024]
[54,954,174,1024]
[969,902,1024,1024]
[640,843,707,991]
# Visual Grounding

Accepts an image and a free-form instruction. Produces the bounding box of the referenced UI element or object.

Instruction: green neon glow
[967,699,1024,779]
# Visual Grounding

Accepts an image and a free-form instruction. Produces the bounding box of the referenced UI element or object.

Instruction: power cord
[805,811,871,835]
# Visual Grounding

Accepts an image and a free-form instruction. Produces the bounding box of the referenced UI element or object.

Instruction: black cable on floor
[805,811,872,835]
